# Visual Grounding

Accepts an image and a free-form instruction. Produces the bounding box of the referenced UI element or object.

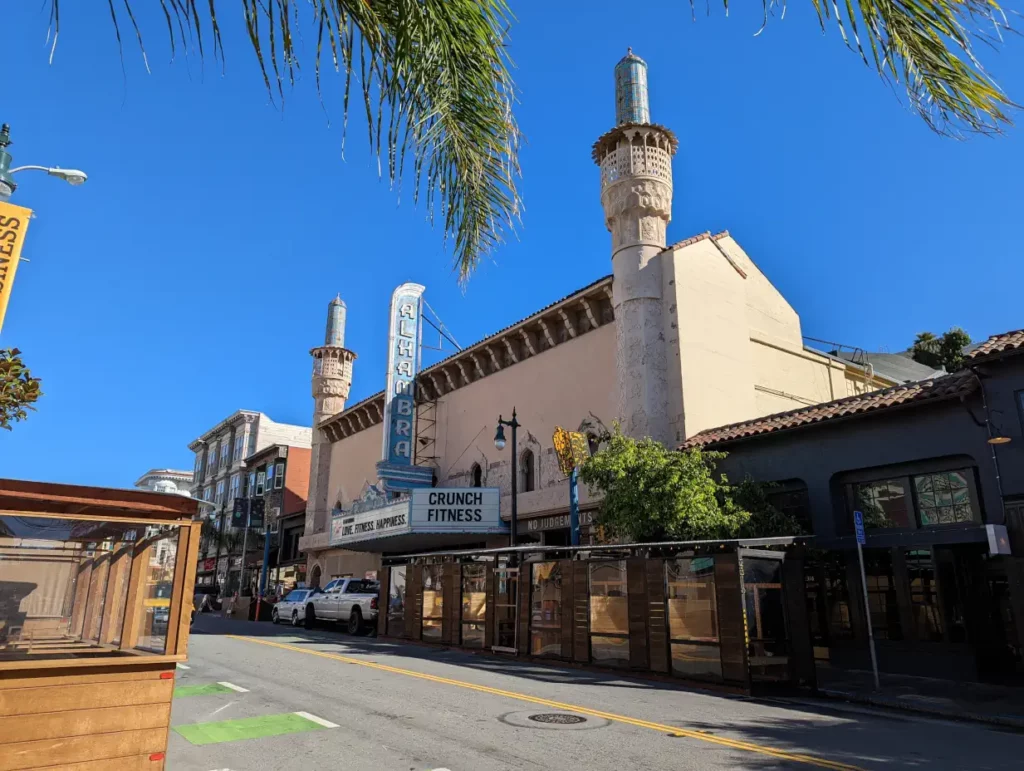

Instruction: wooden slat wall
[626,558,648,670]
[559,560,574,660]
[645,559,669,673]
[376,567,390,637]
[572,561,590,663]
[517,565,531,656]
[172,522,200,657]
[406,565,423,641]
[483,565,495,650]
[0,664,174,771]
[715,553,750,688]
[119,543,153,650]
[782,556,816,689]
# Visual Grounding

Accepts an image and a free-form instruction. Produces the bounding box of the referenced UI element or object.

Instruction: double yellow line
[229,635,864,771]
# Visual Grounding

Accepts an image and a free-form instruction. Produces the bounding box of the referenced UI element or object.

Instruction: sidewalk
[815,664,1024,729]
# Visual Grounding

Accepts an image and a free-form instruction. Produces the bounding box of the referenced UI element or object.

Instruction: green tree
[911,327,971,371]
[0,348,42,431]
[43,1,1015,281]
[579,428,803,542]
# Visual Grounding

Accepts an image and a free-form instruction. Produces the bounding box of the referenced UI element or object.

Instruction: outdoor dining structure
[376,537,816,692]
[0,478,200,770]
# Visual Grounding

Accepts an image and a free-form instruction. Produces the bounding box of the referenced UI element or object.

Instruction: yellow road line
[228,634,864,771]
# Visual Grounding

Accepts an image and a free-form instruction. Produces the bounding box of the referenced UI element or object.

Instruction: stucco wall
[325,421,385,510]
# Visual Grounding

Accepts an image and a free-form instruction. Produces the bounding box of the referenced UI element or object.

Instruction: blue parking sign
[853,510,866,545]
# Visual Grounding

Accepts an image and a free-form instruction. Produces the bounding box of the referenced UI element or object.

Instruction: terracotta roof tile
[965,329,1024,364]
[659,229,730,255]
[683,370,978,449]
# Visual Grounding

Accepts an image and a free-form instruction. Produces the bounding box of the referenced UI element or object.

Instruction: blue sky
[2,2,1023,488]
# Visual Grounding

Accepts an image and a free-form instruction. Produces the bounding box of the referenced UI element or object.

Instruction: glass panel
[742,558,790,682]
[421,565,443,642]
[135,527,180,654]
[857,479,913,529]
[589,561,628,666]
[461,563,487,648]
[103,545,134,646]
[387,566,406,637]
[493,569,518,650]
[530,561,562,657]
[665,557,718,642]
[863,550,902,641]
[0,516,177,661]
[905,550,943,642]
[671,642,723,679]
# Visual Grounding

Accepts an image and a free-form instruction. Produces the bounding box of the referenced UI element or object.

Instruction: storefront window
[135,527,180,654]
[388,566,406,637]
[856,479,913,529]
[461,563,487,648]
[589,561,629,666]
[863,550,902,641]
[905,550,943,642]
[665,557,721,680]
[530,562,562,657]
[421,564,443,642]
[913,471,978,526]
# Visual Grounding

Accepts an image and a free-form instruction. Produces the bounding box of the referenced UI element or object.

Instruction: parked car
[305,578,379,634]
[272,588,314,626]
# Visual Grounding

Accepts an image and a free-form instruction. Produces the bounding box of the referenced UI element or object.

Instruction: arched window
[520,450,535,492]
[471,463,482,488]
[587,433,600,456]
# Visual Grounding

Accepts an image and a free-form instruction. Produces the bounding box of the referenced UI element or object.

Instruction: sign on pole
[852,509,880,690]
[553,427,591,547]
[0,200,32,334]
[853,510,866,545]
[231,497,249,528]
[249,498,266,529]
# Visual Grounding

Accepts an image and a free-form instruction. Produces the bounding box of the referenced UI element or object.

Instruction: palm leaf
[48,1,520,282]
[719,0,1015,136]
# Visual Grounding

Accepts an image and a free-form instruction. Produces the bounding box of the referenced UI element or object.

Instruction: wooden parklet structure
[0,478,200,771]
[377,538,816,693]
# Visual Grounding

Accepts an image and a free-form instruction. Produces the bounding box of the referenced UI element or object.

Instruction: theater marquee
[329,487,505,549]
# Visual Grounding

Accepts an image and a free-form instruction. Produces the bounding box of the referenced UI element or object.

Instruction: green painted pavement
[173,682,235,697]
[174,712,329,745]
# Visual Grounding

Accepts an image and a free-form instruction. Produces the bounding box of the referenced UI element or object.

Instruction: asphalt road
[168,614,1024,771]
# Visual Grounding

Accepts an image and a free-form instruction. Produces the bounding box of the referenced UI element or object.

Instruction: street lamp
[0,124,88,201]
[494,408,521,550]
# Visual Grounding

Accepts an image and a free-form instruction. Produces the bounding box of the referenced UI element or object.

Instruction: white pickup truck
[305,578,379,634]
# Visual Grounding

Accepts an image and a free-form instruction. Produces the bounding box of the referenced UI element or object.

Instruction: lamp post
[0,123,88,202]
[494,408,520,551]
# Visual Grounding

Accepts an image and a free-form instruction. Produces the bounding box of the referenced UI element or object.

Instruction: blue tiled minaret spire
[614,48,650,125]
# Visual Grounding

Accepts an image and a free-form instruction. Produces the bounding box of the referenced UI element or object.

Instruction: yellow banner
[0,200,32,334]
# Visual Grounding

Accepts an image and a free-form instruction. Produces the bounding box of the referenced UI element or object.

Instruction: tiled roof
[683,370,978,449]
[658,229,730,255]
[965,329,1024,364]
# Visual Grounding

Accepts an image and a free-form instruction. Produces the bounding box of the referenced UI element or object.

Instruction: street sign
[853,510,866,545]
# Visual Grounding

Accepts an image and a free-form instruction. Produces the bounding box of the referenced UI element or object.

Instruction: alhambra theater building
[296,51,922,589]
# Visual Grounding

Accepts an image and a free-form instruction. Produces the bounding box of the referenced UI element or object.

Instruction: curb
[818,688,1024,732]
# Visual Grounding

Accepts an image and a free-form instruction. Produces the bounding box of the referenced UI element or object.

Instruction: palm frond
[49,0,520,282]
[709,0,1016,136]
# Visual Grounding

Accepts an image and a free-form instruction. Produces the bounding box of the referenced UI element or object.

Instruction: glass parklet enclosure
[0,478,200,771]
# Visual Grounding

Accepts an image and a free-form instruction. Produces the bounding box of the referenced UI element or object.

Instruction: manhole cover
[528,713,587,725]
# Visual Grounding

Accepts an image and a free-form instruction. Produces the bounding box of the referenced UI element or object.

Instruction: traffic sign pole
[853,510,880,690]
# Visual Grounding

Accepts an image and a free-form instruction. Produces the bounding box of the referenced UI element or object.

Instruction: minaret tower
[593,49,678,445]
[306,296,356,534]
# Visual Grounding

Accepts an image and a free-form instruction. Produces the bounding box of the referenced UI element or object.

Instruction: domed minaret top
[615,48,650,125]
[325,294,347,347]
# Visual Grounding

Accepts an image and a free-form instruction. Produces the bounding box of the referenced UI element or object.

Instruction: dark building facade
[686,330,1024,683]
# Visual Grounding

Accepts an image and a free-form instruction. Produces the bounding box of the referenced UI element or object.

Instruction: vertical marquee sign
[0,200,32,334]
[377,283,434,491]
